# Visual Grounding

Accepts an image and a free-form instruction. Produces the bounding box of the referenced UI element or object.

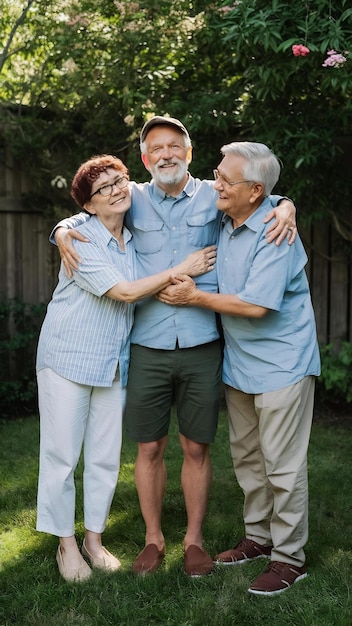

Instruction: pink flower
[292,44,310,57]
[322,50,347,67]
[218,3,240,13]
[218,6,233,14]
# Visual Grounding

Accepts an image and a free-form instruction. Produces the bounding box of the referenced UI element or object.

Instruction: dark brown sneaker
[248,561,307,596]
[132,544,165,575]
[214,538,272,565]
[184,545,214,577]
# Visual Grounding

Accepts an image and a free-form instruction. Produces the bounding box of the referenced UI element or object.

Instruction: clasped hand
[156,275,196,305]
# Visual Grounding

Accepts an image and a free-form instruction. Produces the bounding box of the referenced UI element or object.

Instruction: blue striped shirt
[37,216,135,387]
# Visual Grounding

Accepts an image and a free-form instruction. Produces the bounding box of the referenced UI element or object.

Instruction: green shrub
[0,299,46,419]
[319,341,352,404]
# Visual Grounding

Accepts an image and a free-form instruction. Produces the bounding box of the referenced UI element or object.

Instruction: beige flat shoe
[56,545,92,582]
[82,539,121,571]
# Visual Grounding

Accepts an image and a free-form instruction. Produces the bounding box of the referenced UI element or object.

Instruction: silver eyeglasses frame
[213,169,252,187]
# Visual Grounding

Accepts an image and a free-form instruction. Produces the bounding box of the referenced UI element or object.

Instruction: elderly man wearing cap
[51,116,297,577]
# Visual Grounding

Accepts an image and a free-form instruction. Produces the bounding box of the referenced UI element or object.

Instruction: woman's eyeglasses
[90,176,129,199]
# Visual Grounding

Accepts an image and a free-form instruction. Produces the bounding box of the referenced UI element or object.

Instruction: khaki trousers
[225,376,315,566]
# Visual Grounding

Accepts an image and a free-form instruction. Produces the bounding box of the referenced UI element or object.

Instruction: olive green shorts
[124,341,222,444]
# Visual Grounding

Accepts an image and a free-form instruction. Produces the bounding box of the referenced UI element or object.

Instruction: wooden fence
[0,147,59,306]
[300,220,351,345]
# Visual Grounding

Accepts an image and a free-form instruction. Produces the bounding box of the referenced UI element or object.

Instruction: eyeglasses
[90,176,129,199]
[213,169,252,187]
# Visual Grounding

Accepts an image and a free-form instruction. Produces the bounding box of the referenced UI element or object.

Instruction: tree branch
[0,0,37,75]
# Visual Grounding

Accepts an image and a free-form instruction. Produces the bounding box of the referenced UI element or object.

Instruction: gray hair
[220,141,281,195]
[140,129,192,155]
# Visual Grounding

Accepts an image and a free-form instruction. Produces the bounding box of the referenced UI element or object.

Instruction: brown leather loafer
[184,545,214,577]
[132,544,165,575]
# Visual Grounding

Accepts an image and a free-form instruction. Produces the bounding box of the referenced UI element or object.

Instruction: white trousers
[36,368,124,537]
[225,376,315,566]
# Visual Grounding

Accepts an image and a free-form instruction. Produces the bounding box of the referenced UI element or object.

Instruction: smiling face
[214,153,264,226]
[84,167,131,229]
[141,125,192,195]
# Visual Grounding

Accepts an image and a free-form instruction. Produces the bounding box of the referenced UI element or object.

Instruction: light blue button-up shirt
[125,178,220,348]
[218,197,321,393]
[51,177,286,350]
[37,216,135,387]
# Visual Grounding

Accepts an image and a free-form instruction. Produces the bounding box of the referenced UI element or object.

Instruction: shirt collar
[151,173,194,202]
[222,197,271,234]
[89,214,133,246]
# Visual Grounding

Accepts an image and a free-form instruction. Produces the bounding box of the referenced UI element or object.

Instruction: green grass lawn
[0,410,351,626]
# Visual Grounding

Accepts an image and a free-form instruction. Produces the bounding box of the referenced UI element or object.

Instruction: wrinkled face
[142,126,192,188]
[84,167,131,221]
[214,153,262,223]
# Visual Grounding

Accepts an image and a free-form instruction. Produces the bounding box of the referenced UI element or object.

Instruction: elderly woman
[36,154,215,582]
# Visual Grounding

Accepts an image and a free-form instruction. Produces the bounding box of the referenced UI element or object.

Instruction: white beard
[151,159,188,188]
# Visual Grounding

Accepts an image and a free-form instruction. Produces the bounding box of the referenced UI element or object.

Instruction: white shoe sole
[248,572,308,596]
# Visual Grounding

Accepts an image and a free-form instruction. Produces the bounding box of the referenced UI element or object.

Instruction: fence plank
[329,229,350,344]
[310,220,330,344]
[0,210,59,303]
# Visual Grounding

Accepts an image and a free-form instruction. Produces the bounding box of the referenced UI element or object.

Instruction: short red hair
[70,154,129,208]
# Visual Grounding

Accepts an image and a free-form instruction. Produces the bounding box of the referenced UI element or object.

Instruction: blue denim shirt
[218,198,321,393]
[125,178,221,348]
[51,177,285,350]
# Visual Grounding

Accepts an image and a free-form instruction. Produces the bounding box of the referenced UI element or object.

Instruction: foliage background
[1,0,352,227]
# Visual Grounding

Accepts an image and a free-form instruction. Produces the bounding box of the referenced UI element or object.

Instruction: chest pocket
[132,219,165,253]
[186,212,220,248]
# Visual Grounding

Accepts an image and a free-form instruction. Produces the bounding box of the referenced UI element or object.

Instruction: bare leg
[82,529,121,570]
[58,535,87,570]
[179,434,212,550]
[134,436,168,550]
[84,529,104,558]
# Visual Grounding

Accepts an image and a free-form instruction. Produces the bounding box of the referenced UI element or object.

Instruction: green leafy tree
[0,0,213,209]
[1,0,352,234]
[203,0,352,232]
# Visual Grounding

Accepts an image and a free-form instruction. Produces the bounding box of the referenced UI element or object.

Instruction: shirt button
[172,226,176,230]
[173,249,177,254]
